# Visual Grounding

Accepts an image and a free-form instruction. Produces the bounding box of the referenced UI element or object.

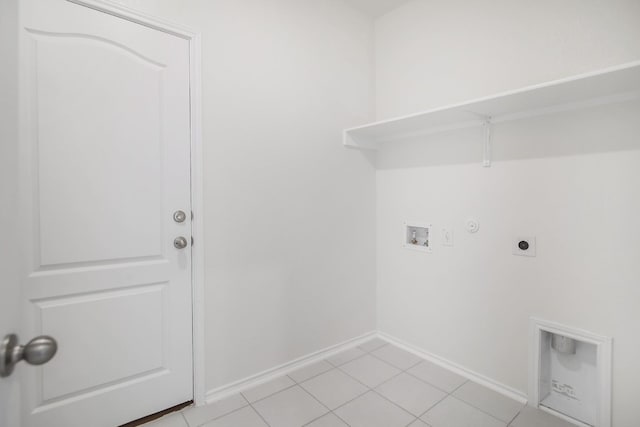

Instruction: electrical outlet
[513,236,536,257]
[442,228,453,246]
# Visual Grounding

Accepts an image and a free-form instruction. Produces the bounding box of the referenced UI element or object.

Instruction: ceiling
[345,0,412,17]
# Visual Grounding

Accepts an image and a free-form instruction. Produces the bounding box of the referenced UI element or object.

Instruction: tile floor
[145,338,576,427]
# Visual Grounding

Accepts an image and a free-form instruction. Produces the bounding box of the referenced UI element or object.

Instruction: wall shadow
[375,98,640,170]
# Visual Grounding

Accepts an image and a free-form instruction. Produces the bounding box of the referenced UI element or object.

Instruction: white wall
[0,0,22,425]
[374,1,640,425]
[376,0,640,119]
[111,0,377,392]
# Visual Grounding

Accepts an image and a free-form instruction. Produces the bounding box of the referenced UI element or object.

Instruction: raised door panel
[36,284,167,402]
[31,31,165,268]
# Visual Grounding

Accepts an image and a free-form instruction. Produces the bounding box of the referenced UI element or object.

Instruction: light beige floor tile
[201,406,267,427]
[358,338,388,353]
[334,391,415,427]
[301,369,368,409]
[143,413,188,427]
[340,354,401,388]
[421,396,505,427]
[372,345,423,370]
[289,360,333,383]
[510,406,577,427]
[325,347,366,366]
[452,381,523,422]
[407,420,430,426]
[252,385,328,427]
[241,376,295,403]
[182,394,247,426]
[304,413,349,427]
[375,373,446,416]
[407,361,467,393]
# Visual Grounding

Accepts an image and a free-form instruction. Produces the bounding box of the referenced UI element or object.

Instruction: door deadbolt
[174,236,188,249]
[173,210,187,223]
[1,334,58,378]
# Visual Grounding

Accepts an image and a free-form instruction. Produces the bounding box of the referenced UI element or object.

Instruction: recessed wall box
[530,318,612,427]
[403,222,431,253]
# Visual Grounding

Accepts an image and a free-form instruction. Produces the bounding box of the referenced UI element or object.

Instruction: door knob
[174,236,188,249]
[0,334,58,378]
[173,210,187,223]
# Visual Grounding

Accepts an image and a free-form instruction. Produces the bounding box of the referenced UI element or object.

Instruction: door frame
[66,0,206,406]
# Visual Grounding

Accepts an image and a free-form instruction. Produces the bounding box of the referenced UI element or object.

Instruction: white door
[0,2,22,426]
[15,0,194,425]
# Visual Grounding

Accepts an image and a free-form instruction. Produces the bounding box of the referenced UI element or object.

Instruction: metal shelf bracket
[483,117,492,167]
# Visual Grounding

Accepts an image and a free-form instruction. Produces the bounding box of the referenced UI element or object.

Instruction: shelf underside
[344,62,640,150]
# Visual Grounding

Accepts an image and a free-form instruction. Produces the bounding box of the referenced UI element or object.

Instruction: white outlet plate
[442,228,453,246]
[513,236,536,257]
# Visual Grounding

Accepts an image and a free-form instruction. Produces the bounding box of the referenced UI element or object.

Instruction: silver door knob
[0,334,58,378]
[173,210,187,223]
[174,236,188,249]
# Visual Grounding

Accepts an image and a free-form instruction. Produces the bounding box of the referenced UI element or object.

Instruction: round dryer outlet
[466,218,479,233]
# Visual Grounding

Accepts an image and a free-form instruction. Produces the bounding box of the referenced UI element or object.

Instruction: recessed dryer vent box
[403,222,431,252]
[530,318,612,427]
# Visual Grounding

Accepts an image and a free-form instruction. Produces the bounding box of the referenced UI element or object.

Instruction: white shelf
[344,61,640,151]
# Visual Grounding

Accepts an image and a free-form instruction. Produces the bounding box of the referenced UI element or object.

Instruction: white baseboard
[204,331,377,404]
[204,329,528,406]
[377,331,528,404]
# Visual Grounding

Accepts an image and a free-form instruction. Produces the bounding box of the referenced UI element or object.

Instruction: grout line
[241,387,272,427]
[289,361,335,385]
[300,413,333,427]
[331,361,417,422]
[292,364,367,426]
[334,366,377,391]
[189,403,248,427]
[444,395,508,425]
[297,384,353,427]
[326,348,369,368]
[367,350,423,377]
[449,379,469,394]
[180,412,189,427]
[248,403,272,427]
[349,352,401,374]
[448,380,527,425]
[325,346,368,367]
[241,379,298,405]
[324,346,367,368]
[414,374,522,426]
[370,387,425,419]
[415,378,469,420]
[297,382,332,413]
[201,342,525,427]
[505,404,525,426]
[402,367,462,395]
[334,347,446,421]
[329,406,356,427]
[371,368,406,389]
[325,386,370,413]
[416,390,450,420]
[357,341,389,353]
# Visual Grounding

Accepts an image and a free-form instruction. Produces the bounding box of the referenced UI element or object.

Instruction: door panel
[19,1,193,425]
[33,29,165,267]
[37,284,166,401]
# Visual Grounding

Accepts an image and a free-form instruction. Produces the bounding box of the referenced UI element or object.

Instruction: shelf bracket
[483,117,492,168]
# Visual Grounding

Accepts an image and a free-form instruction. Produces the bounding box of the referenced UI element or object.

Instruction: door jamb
[66,0,206,406]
